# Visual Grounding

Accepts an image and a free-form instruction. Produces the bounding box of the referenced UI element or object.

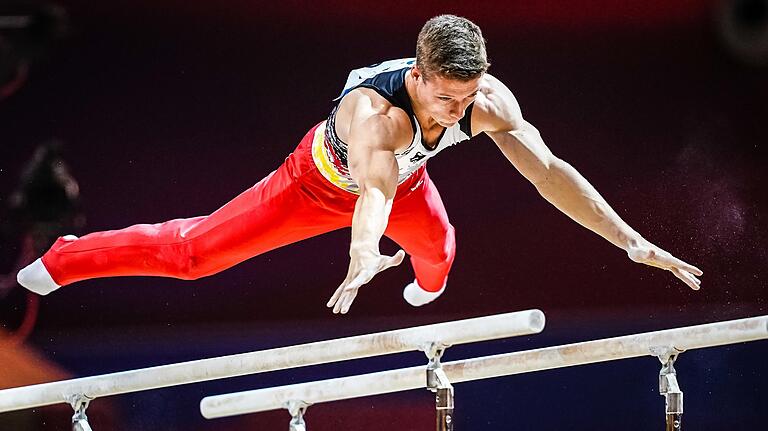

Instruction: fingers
[671,267,702,291]
[665,255,703,276]
[327,285,353,314]
[679,262,703,276]
[326,285,344,308]
[327,273,355,308]
[328,250,406,315]
[328,270,369,314]
[326,266,366,309]
[335,271,368,314]
[661,254,704,287]
[630,245,704,277]
[644,248,703,290]
[336,288,359,314]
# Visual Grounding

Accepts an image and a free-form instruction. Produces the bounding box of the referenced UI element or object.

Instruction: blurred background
[1,0,766,429]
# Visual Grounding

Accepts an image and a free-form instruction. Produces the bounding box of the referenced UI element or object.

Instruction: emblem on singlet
[409,152,427,163]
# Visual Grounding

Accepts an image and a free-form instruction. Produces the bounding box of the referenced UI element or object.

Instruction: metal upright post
[67,394,93,431]
[286,400,310,431]
[424,343,454,431]
[652,348,684,431]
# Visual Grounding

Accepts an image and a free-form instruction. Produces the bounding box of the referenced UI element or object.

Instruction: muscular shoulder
[472,73,524,134]
[336,87,413,152]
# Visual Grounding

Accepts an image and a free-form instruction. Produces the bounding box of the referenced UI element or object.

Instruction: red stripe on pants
[42,123,455,292]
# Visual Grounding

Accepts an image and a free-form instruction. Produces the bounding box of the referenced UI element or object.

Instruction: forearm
[349,186,393,257]
[479,82,701,289]
[328,183,404,314]
[535,158,643,251]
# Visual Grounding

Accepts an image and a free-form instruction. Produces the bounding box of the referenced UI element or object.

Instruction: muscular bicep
[474,74,559,185]
[487,120,559,186]
[347,112,404,199]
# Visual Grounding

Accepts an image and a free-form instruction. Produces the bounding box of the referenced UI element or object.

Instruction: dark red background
[1,1,766,430]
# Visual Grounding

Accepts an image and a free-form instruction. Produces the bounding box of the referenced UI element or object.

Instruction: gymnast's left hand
[626,239,703,290]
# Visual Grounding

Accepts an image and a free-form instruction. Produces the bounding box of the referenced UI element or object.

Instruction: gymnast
[17,15,702,314]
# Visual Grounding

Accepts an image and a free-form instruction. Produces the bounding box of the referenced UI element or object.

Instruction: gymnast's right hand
[327,249,405,314]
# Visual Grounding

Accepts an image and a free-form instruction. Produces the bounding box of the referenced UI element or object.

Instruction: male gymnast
[18,15,703,314]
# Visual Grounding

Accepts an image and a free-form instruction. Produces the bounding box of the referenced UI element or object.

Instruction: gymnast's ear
[411,66,423,81]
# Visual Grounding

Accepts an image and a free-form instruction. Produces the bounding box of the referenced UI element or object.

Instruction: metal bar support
[652,347,684,431]
[286,400,310,431]
[424,343,454,431]
[67,394,93,431]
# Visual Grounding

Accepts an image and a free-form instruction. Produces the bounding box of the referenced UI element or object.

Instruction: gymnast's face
[411,67,481,128]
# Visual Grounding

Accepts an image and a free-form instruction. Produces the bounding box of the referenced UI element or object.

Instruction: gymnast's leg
[385,168,456,306]
[16,125,352,294]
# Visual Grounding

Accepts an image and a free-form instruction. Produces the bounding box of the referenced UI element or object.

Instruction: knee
[426,224,456,265]
[175,257,208,281]
[172,244,216,281]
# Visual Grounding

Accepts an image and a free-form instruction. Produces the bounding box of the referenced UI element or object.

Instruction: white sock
[403,279,445,307]
[17,258,61,295]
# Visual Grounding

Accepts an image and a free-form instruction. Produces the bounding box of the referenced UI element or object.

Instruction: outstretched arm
[326,93,411,314]
[476,75,702,290]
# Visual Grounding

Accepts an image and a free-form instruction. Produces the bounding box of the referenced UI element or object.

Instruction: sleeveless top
[312,58,474,194]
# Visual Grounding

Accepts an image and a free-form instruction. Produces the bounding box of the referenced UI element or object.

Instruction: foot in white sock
[17,258,61,295]
[403,279,445,307]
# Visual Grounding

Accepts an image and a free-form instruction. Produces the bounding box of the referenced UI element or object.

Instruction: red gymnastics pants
[41,123,455,292]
